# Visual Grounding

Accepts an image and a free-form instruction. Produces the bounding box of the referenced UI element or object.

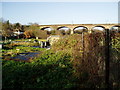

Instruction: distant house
[47,35,61,45]
[13,31,24,36]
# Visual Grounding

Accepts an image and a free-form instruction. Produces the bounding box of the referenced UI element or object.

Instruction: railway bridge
[39,24,120,34]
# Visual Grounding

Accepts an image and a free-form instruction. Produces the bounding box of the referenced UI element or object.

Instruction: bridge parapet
[39,24,119,34]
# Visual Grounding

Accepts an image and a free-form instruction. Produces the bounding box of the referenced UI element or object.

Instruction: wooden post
[82,32,84,61]
[105,29,110,89]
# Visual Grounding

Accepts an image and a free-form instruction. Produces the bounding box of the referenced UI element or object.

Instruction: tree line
[1,19,71,40]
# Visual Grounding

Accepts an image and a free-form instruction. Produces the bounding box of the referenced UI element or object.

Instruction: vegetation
[2,20,14,40]
[52,33,106,88]
[1,20,70,40]
[2,50,79,88]
[2,46,45,59]
[24,29,47,39]
[1,20,48,40]
[1,19,120,89]
[2,39,46,60]
[2,32,120,89]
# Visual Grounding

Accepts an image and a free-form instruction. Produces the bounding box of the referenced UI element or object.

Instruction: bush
[52,33,106,88]
[2,50,79,89]
[51,34,83,54]
[24,30,47,39]
[3,32,119,89]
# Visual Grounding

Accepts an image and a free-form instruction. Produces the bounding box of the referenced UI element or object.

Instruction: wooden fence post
[105,29,110,89]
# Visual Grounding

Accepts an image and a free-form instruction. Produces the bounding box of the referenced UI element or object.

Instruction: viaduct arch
[39,24,120,34]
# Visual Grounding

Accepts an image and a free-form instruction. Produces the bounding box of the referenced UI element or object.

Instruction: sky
[1,2,118,25]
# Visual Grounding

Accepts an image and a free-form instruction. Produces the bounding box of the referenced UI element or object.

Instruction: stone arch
[41,27,53,31]
[57,26,71,35]
[40,27,55,35]
[110,25,120,33]
[91,26,106,32]
[57,26,70,30]
[73,26,88,34]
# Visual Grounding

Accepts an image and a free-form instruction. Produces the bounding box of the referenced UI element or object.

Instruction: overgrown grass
[2,33,120,89]
[12,38,47,42]
[2,39,47,49]
[2,50,79,89]
[2,45,45,60]
[2,38,79,89]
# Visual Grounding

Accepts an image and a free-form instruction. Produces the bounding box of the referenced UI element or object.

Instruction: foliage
[24,30,47,39]
[12,39,47,42]
[2,41,45,61]
[52,32,120,88]
[23,24,48,39]
[24,30,34,38]
[3,42,39,49]
[49,30,56,35]
[1,20,49,40]
[24,23,39,31]
[2,50,79,89]
[2,38,48,50]
[111,33,120,52]
[109,33,120,88]
[2,20,13,39]
[52,33,106,88]
[13,23,21,31]
[2,32,120,89]
[2,45,45,60]
[51,34,82,54]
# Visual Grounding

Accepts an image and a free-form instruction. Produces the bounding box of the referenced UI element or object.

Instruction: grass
[2,50,79,89]
[12,38,47,42]
[2,33,120,89]
[2,41,46,60]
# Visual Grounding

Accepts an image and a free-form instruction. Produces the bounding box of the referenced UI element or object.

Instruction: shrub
[51,34,83,55]
[2,50,79,89]
[52,33,106,88]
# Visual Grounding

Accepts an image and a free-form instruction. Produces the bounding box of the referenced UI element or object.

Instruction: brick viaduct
[39,24,120,34]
